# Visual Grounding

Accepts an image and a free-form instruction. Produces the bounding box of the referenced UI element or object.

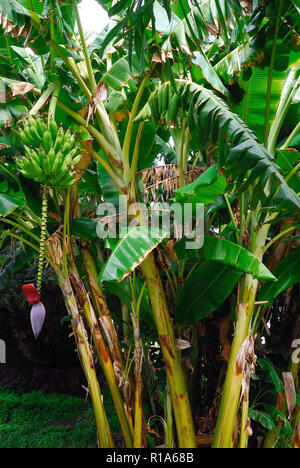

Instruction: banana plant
[0,0,299,449]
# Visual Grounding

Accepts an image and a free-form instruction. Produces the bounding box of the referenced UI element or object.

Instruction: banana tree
[0,0,299,449]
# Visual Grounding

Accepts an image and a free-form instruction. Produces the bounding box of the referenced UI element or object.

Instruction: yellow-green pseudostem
[37,186,48,292]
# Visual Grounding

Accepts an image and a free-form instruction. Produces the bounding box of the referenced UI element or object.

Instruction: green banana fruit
[34,174,47,183]
[50,165,70,185]
[17,116,79,189]
[20,169,33,179]
[42,130,53,152]
[38,148,46,168]
[56,172,76,189]
[43,155,51,175]
[48,147,57,168]
[23,123,36,145]
[51,152,64,174]
[36,117,47,138]
[72,155,81,165]
[28,158,43,178]
[19,129,33,146]
[49,119,58,141]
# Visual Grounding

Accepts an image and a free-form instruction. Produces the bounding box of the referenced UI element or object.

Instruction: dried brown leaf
[152,52,163,63]
[282,372,296,419]
[236,333,257,401]
[86,81,109,126]
[175,338,191,350]
[9,82,35,97]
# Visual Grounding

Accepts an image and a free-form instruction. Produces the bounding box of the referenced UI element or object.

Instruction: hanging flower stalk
[36,185,48,294]
[17,115,81,339]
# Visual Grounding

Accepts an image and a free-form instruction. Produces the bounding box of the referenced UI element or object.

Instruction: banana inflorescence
[17,115,81,189]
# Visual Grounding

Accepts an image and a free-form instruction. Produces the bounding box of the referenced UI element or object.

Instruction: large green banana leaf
[136,80,300,212]
[70,218,100,241]
[99,227,168,283]
[202,236,275,282]
[191,52,229,97]
[236,68,286,144]
[259,246,300,304]
[0,0,31,25]
[276,149,300,194]
[268,65,300,152]
[213,42,258,84]
[0,250,34,291]
[0,101,27,127]
[174,164,226,205]
[97,160,120,207]
[175,260,243,326]
[170,0,245,43]
[0,193,26,216]
[175,235,276,282]
[102,55,142,92]
[0,0,40,36]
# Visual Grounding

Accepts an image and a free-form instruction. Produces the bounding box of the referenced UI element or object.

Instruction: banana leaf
[174,164,226,205]
[99,227,168,282]
[0,193,26,216]
[136,80,300,212]
[259,246,300,304]
[175,235,276,282]
[175,260,243,326]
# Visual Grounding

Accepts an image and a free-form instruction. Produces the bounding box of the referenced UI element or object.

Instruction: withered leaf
[175,338,191,350]
[86,81,109,126]
[282,372,296,419]
[9,82,35,97]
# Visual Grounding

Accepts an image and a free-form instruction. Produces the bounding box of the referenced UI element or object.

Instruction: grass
[0,385,120,448]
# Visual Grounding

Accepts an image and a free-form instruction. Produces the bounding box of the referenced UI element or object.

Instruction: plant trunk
[142,252,196,448]
[69,265,134,448]
[131,312,144,448]
[213,221,271,447]
[58,273,114,448]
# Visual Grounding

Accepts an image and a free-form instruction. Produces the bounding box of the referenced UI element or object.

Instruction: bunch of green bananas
[17,116,81,189]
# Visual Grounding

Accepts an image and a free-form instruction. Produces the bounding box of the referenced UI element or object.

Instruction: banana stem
[0,218,40,243]
[130,121,145,200]
[73,0,96,91]
[81,244,125,366]
[77,276,134,447]
[213,219,272,448]
[179,119,187,188]
[48,82,62,125]
[165,383,174,448]
[123,73,150,180]
[293,408,300,448]
[281,121,300,150]
[58,273,114,448]
[131,312,144,448]
[142,253,196,448]
[55,100,123,182]
[239,392,250,448]
[78,247,134,447]
[62,188,70,275]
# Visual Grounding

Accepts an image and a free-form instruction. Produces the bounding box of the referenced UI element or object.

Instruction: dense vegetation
[0,0,299,449]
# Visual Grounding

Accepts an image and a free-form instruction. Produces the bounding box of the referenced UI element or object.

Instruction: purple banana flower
[30,302,46,340]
